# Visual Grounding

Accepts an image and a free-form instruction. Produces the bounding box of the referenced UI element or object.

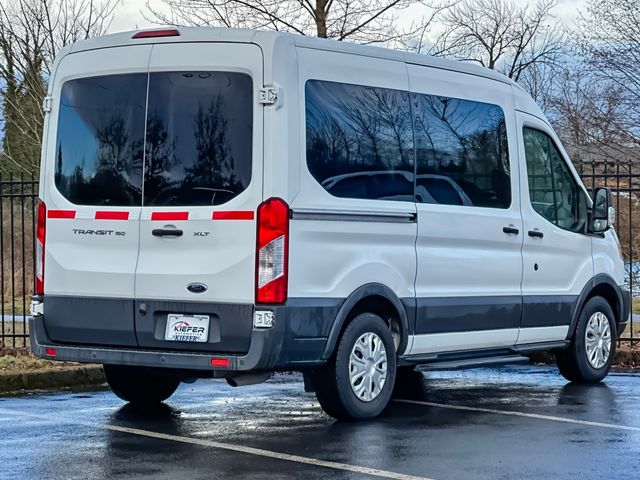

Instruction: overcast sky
[110,0,589,35]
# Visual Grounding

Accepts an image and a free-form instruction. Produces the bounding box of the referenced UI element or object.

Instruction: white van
[30,27,631,420]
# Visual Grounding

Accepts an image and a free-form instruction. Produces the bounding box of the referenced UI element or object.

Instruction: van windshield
[54,71,253,206]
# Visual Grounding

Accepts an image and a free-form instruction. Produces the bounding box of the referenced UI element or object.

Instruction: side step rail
[416,354,530,371]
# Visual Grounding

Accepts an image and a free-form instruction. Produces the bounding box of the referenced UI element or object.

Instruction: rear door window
[143,71,253,206]
[55,74,147,205]
[54,71,253,207]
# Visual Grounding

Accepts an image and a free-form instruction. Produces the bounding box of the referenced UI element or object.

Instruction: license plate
[165,314,209,343]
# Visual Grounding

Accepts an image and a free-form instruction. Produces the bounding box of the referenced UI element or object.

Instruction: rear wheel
[555,296,616,383]
[311,313,396,420]
[103,365,180,405]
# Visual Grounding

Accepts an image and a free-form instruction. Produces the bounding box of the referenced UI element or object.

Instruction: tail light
[256,198,289,304]
[36,200,46,295]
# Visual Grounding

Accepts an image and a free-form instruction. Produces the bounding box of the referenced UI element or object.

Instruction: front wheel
[103,365,181,405]
[555,296,616,383]
[311,313,396,420]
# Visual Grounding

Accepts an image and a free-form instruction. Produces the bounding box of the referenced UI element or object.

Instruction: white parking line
[99,423,434,480]
[0,408,434,480]
[394,399,640,432]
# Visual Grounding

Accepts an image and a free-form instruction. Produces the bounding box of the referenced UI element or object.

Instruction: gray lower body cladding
[32,286,630,372]
[30,314,285,372]
[43,296,255,354]
[411,295,578,334]
[619,288,632,336]
[35,295,344,371]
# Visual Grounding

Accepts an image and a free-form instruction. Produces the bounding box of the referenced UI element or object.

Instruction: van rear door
[133,43,263,353]
[42,46,150,346]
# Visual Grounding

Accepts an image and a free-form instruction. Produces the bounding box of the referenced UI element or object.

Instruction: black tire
[103,364,181,405]
[311,313,396,421]
[555,296,616,383]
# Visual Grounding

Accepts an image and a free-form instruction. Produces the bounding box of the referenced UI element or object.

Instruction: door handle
[528,230,544,239]
[502,226,520,235]
[152,228,183,237]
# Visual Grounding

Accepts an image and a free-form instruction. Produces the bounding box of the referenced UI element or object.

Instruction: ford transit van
[30,28,631,420]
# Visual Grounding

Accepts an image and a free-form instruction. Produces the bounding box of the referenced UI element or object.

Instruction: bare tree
[532,0,640,164]
[575,0,640,150]
[543,64,635,162]
[0,0,117,172]
[432,0,564,81]
[145,0,449,47]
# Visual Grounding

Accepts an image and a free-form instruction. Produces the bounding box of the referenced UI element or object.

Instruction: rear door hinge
[42,96,53,113]
[258,87,279,106]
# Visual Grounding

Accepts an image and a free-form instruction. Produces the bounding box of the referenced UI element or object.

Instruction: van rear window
[55,74,147,206]
[54,72,253,206]
[144,72,252,206]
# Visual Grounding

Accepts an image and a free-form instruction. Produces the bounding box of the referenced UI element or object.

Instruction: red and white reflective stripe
[95,211,130,220]
[151,212,189,221]
[212,211,254,220]
[47,209,76,219]
[46,210,254,220]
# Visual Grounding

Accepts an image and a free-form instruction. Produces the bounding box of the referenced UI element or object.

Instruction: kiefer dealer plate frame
[165,314,210,342]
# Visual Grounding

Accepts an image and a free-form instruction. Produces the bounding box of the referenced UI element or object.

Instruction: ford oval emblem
[187,282,208,294]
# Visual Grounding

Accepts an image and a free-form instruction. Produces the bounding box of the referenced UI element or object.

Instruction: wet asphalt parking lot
[1,365,639,479]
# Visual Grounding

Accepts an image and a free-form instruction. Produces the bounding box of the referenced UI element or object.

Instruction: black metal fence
[0,163,638,350]
[0,171,38,349]
[579,160,640,344]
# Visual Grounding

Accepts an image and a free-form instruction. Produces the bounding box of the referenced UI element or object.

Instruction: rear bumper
[30,314,284,372]
[29,296,343,371]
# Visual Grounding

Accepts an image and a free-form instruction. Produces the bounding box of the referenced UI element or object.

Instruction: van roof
[67,27,518,87]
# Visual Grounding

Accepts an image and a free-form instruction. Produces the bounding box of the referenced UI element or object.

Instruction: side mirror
[590,187,612,233]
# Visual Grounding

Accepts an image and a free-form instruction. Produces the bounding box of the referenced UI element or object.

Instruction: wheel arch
[321,283,411,360]
[567,274,623,340]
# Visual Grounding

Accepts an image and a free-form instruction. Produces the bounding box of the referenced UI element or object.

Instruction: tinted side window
[305,80,414,201]
[55,74,146,205]
[523,128,586,232]
[412,94,511,208]
[144,72,253,206]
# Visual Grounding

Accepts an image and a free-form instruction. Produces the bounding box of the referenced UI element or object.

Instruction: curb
[0,365,105,394]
